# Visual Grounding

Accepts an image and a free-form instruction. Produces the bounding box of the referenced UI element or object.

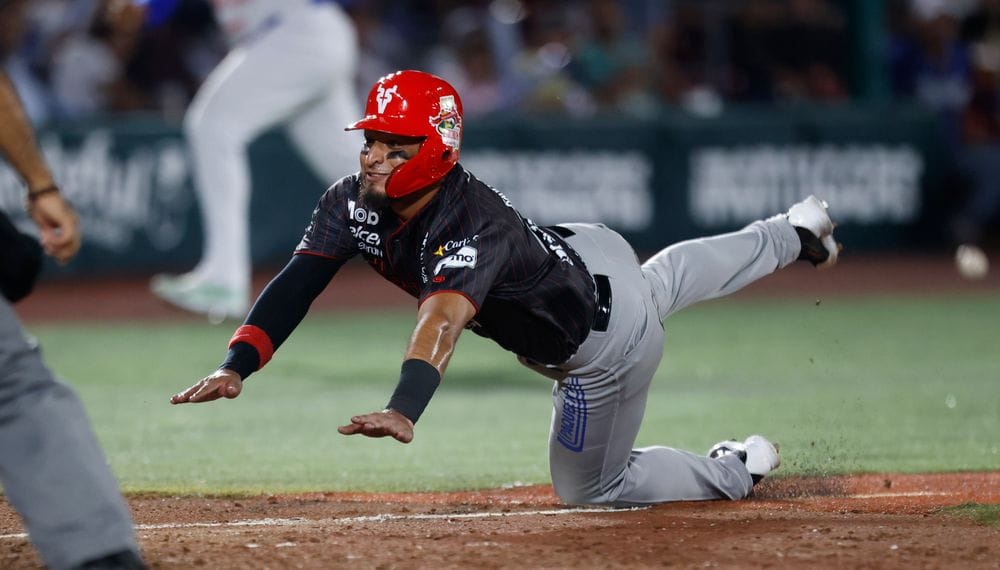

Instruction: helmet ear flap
[384,146,445,198]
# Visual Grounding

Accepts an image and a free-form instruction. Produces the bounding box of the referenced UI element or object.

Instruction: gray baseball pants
[525,216,800,506]
[0,298,139,569]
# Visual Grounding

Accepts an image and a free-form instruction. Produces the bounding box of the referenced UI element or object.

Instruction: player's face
[359,130,423,200]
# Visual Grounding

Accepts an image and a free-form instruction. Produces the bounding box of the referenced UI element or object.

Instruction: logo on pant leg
[557,377,587,452]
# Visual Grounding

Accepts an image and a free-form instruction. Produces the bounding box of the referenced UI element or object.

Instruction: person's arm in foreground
[0,72,80,264]
[169,254,345,404]
[337,292,477,443]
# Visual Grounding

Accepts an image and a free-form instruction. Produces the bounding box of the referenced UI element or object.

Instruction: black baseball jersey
[297,164,597,364]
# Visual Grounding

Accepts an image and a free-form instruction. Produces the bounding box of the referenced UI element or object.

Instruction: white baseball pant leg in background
[545,216,800,506]
[182,3,359,299]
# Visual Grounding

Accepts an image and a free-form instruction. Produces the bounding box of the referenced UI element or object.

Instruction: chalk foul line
[0,492,962,541]
[0,506,643,540]
[845,491,955,499]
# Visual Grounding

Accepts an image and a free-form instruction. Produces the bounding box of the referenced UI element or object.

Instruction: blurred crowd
[0,0,859,124]
[3,0,1000,242]
[887,0,1000,244]
[1,0,997,123]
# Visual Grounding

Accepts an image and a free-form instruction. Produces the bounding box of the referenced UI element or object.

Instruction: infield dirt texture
[3,254,999,569]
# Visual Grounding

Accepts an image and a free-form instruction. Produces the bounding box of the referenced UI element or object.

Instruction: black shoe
[73,549,147,570]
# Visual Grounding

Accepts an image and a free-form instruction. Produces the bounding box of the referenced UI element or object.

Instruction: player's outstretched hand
[338,409,414,443]
[171,369,243,404]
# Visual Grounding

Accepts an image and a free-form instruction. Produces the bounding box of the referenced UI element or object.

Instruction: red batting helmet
[346,70,463,198]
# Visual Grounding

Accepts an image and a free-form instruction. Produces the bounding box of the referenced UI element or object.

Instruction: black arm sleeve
[0,211,43,304]
[220,254,346,378]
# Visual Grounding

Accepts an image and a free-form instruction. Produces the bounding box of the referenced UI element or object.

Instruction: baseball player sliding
[171,70,841,506]
[119,0,361,320]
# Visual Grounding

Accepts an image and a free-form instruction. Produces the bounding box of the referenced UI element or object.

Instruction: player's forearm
[388,315,459,423]
[403,311,464,375]
[0,73,56,192]
[387,293,476,422]
[405,292,477,374]
[221,253,345,378]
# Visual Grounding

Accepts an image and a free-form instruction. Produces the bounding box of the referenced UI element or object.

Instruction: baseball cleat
[709,435,780,485]
[743,435,781,484]
[151,273,248,323]
[708,439,747,463]
[787,195,839,269]
[73,548,147,569]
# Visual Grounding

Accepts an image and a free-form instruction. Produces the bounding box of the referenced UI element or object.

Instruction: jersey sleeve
[418,217,511,310]
[295,177,359,260]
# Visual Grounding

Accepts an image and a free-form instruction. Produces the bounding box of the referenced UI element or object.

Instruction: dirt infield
[1,472,998,568]
[4,253,999,568]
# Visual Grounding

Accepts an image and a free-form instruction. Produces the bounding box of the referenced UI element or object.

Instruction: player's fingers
[188,382,224,403]
[170,382,204,404]
[337,422,363,435]
[52,237,81,264]
[40,226,69,245]
[351,414,382,430]
[37,211,81,264]
[173,379,222,404]
[36,229,67,263]
[169,385,192,403]
[339,413,409,439]
[339,414,378,434]
[359,421,391,438]
[46,242,79,265]
[351,412,412,442]
[370,419,410,441]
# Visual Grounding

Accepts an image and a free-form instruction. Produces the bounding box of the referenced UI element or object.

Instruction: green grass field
[29,294,1000,494]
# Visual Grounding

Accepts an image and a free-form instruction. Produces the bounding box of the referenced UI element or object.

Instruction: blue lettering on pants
[557,377,587,452]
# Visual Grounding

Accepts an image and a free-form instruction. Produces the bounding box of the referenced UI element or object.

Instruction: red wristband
[229,325,274,370]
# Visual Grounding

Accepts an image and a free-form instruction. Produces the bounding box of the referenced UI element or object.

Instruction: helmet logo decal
[432,95,461,150]
[376,85,399,114]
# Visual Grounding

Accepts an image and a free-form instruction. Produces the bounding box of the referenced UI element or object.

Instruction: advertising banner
[0,107,943,277]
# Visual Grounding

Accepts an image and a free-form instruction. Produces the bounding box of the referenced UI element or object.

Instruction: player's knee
[552,481,609,506]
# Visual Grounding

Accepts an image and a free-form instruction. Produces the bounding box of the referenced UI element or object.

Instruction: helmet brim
[345,116,426,137]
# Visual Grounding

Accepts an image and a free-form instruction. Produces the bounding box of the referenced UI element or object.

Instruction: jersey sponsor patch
[347,200,384,257]
[433,245,478,275]
[347,200,380,225]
